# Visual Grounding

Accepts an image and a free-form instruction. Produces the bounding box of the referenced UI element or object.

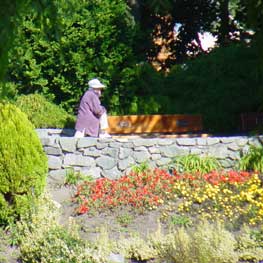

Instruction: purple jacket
[75,89,106,137]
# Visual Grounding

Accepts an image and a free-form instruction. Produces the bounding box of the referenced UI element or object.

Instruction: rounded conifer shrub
[0,103,48,225]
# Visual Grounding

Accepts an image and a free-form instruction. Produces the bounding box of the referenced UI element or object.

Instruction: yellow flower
[159,199,164,204]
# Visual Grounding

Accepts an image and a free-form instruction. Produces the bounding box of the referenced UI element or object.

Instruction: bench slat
[107,114,202,134]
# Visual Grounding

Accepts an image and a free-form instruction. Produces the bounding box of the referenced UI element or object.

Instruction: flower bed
[74,167,263,226]
[5,164,263,263]
[75,168,176,214]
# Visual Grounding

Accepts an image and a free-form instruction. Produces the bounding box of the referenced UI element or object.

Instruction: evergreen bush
[108,63,166,115]
[15,93,75,128]
[165,44,261,132]
[0,103,48,225]
[0,82,18,102]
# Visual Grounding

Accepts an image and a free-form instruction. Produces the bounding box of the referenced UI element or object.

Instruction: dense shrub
[15,93,75,128]
[161,220,239,263]
[0,103,48,225]
[0,81,18,102]
[108,63,167,115]
[17,195,108,263]
[164,44,262,132]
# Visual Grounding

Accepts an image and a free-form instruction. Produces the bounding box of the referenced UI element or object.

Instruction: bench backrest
[107,114,202,134]
[240,113,263,131]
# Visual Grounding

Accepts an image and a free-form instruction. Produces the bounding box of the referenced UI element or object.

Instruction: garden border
[37,129,263,180]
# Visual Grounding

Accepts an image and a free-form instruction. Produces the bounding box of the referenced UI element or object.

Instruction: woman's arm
[89,93,106,117]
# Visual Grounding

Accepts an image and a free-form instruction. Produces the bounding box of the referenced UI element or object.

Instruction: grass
[0,227,20,263]
[116,213,134,227]
[168,214,193,227]
[169,154,222,174]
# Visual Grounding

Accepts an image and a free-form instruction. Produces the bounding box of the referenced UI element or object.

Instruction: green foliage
[165,44,262,132]
[131,161,150,173]
[116,233,157,261]
[21,227,88,263]
[3,0,260,135]
[110,44,263,133]
[0,103,48,225]
[0,0,59,81]
[239,145,263,172]
[15,93,75,128]
[162,220,239,263]
[108,63,166,115]
[170,154,221,174]
[169,214,192,228]
[0,82,18,102]
[17,194,107,263]
[9,191,263,263]
[7,0,137,113]
[64,169,92,186]
[0,226,19,263]
[0,0,24,80]
[245,0,263,72]
[236,225,263,262]
[1,0,262,134]
[116,213,134,227]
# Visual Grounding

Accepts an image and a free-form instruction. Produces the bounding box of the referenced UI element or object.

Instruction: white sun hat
[88,78,106,89]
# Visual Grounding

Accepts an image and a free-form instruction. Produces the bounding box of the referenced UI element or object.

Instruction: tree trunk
[218,0,230,46]
[127,0,142,22]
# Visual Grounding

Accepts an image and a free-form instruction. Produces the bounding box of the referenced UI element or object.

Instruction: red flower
[78,204,89,214]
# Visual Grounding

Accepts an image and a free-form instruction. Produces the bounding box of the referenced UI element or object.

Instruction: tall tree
[0,0,58,81]
[127,0,218,68]
[6,0,137,112]
[245,0,263,69]
[0,0,24,80]
[128,0,254,68]
[218,0,230,45]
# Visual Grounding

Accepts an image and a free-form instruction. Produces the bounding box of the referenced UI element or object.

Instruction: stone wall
[36,129,263,180]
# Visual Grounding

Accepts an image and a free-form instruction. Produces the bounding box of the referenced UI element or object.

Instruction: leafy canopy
[7,0,136,113]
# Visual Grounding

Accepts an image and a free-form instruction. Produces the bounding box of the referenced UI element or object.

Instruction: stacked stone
[36,129,263,180]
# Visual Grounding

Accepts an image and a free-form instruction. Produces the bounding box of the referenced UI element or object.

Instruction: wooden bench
[107,114,203,134]
[240,113,263,131]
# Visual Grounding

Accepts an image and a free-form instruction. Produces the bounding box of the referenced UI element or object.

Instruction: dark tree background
[0,0,262,132]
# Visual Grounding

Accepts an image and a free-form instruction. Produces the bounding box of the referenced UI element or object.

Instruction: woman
[74,78,111,138]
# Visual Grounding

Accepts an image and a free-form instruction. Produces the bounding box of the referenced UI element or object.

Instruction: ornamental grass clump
[170,154,222,174]
[239,145,263,173]
[0,103,48,225]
